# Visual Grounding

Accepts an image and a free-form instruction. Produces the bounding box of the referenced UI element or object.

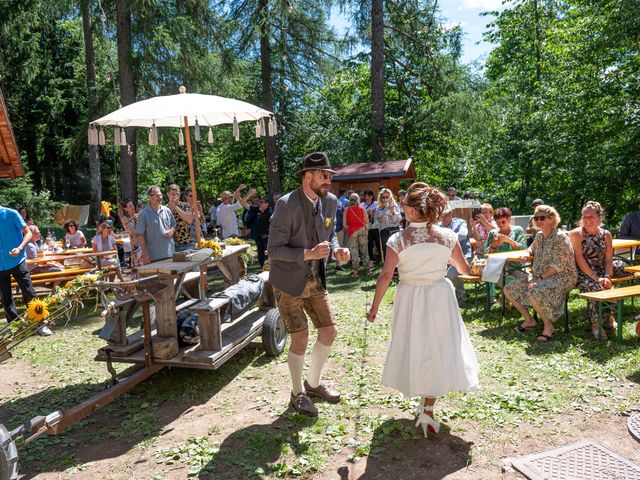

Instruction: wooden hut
[331,159,415,197]
[0,88,24,179]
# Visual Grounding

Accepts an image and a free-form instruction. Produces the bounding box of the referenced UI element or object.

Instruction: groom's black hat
[296,152,336,176]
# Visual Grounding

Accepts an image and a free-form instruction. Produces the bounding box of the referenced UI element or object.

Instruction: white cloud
[443,21,466,30]
[462,0,505,10]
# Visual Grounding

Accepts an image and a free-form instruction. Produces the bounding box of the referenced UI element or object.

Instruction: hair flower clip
[324,217,332,228]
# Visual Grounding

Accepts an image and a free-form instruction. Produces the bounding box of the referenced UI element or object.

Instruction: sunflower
[26,299,50,323]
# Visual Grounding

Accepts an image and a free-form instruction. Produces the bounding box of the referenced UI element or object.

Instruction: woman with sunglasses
[375,188,402,263]
[505,205,577,342]
[568,201,616,338]
[62,219,87,248]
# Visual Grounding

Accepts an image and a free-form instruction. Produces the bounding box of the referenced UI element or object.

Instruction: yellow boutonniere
[324,217,332,228]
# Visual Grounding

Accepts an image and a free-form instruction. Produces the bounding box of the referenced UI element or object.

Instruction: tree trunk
[116,0,137,203]
[82,0,102,224]
[259,0,281,195]
[371,0,385,162]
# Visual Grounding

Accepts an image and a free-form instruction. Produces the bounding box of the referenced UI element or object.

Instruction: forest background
[0,0,638,227]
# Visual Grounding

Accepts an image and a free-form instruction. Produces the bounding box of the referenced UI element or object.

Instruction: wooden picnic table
[625,265,640,274]
[26,250,117,265]
[580,284,640,343]
[612,239,640,250]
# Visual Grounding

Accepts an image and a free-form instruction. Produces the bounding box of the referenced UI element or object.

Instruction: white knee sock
[288,351,305,395]
[307,341,332,388]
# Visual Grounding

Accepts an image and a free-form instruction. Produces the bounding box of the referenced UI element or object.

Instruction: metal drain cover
[630,413,640,443]
[511,440,640,480]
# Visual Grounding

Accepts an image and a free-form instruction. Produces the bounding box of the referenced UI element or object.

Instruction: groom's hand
[305,241,330,260]
[334,247,350,262]
[367,307,377,323]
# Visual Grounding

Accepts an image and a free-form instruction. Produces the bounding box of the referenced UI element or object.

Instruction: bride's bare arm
[367,249,399,322]
[450,243,470,275]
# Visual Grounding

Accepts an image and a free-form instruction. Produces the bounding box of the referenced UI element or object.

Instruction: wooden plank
[612,239,640,250]
[189,297,229,312]
[625,266,640,274]
[579,284,640,302]
[154,283,177,338]
[459,274,482,282]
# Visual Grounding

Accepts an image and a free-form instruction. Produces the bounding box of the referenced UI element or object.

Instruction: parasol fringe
[113,127,121,146]
[87,125,97,145]
[148,124,158,146]
[207,127,214,144]
[233,116,239,141]
[268,117,277,136]
[120,128,127,146]
[98,127,105,145]
[195,120,201,141]
[255,121,261,138]
[178,129,184,146]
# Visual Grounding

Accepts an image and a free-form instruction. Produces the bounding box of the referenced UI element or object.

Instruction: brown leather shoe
[290,392,318,417]
[304,380,341,403]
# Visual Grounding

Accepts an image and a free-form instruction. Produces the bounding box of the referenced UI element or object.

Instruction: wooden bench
[185,271,273,354]
[580,284,640,343]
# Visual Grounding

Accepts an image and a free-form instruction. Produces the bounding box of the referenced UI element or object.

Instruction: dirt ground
[2,344,640,480]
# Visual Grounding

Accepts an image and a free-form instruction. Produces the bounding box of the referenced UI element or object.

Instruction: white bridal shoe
[415,398,440,437]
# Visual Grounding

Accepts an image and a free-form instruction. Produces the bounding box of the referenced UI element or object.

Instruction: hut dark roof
[0,88,24,179]
[332,159,415,182]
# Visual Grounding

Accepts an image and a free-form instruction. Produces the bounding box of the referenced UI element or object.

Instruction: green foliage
[0,174,62,224]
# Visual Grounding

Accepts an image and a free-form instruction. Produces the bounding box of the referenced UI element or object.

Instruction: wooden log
[154,282,177,338]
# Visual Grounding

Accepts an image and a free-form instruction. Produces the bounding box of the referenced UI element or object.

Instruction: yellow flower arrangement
[225,237,246,246]
[196,239,223,258]
[26,299,50,323]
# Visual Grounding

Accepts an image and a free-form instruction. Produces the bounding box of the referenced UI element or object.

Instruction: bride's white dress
[381,222,480,397]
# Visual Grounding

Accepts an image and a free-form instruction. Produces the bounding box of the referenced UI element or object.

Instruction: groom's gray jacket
[267,188,339,296]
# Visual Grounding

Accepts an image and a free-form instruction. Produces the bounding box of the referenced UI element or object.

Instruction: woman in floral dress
[505,205,577,342]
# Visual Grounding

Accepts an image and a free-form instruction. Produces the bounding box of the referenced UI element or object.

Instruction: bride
[367,182,480,436]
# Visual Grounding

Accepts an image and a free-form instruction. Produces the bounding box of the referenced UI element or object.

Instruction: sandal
[537,333,554,342]
[415,399,440,437]
[516,323,537,333]
[351,270,359,278]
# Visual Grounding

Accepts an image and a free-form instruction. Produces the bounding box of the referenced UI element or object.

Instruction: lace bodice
[387,223,458,283]
[387,223,457,253]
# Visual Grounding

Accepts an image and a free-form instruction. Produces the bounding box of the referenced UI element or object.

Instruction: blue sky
[330,0,505,66]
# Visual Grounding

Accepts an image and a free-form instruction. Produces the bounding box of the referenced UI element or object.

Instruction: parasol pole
[180,88,207,297]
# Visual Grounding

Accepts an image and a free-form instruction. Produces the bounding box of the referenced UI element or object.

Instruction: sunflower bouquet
[196,239,224,258]
[0,271,104,362]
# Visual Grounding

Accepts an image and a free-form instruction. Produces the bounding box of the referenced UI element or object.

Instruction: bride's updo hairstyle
[404,182,448,227]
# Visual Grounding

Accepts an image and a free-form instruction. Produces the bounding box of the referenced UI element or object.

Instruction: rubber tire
[0,424,18,480]
[262,308,287,356]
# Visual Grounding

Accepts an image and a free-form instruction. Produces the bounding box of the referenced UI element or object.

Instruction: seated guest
[375,188,402,263]
[569,201,616,338]
[255,196,272,267]
[439,206,471,303]
[92,222,124,281]
[344,193,371,277]
[470,203,496,255]
[505,205,577,342]
[62,219,87,248]
[485,207,527,255]
[25,226,64,275]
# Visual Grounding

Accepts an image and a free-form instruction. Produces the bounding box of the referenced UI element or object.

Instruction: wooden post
[182,107,207,298]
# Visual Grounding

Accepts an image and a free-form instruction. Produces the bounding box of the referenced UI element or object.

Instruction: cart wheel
[0,424,18,480]
[262,308,287,356]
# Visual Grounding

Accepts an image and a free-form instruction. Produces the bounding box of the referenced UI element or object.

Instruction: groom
[268,152,351,416]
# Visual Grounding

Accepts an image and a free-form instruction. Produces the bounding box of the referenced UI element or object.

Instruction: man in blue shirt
[0,205,42,329]
[440,207,472,303]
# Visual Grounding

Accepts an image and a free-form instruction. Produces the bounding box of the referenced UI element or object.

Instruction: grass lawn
[1,264,640,479]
